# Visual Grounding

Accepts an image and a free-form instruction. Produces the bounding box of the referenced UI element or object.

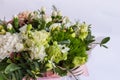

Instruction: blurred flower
[15,43,24,52]
[30,46,47,61]
[62,16,69,24]
[0,25,6,34]
[57,11,62,16]
[19,25,27,33]
[43,15,52,23]
[18,11,31,26]
[7,23,13,30]
[79,23,88,40]
[49,23,61,31]
[18,11,31,20]
[52,11,57,17]
[41,7,46,13]
[14,15,18,19]
[0,32,23,60]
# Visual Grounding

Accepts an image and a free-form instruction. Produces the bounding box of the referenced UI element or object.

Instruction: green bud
[70,27,74,32]
[0,25,3,30]
[45,62,53,71]
[53,41,58,45]
[13,15,19,29]
[0,29,6,34]
[71,33,76,38]
[27,24,32,31]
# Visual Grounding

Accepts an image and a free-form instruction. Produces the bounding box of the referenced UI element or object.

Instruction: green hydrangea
[72,56,86,67]
[46,42,68,63]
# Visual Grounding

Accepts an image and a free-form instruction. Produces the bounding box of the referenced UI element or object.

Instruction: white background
[0,0,119,80]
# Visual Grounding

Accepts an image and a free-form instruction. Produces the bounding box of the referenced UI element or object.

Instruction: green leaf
[100,37,110,45]
[26,69,34,77]
[15,71,19,80]
[101,45,108,48]
[0,72,8,80]
[12,73,16,80]
[18,70,23,80]
[54,67,67,76]
[13,16,19,29]
[0,62,8,71]
[5,63,21,74]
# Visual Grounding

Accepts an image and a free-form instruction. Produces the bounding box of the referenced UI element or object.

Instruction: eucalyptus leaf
[12,73,16,80]
[0,72,8,80]
[5,63,21,74]
[100,37,110,45]
[101,45,108,48]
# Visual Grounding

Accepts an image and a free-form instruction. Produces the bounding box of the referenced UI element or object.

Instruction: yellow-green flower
[79,23,88,40]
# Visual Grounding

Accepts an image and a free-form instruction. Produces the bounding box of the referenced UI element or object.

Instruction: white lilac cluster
[0,32,24,61]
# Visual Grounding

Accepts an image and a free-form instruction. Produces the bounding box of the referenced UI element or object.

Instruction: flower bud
[7,23,13,30]
[62,16,69,24]
[71,33,76,38]
[52,11,57,17]
[43,15,52,23]
[13,15,19,29]
[14,15,18,19]
[0,29,6,34]
[41,7,46,13]
[0,25,6,34]
[57,11,62,16]
[0,25,3,30]
[27,24,32,31]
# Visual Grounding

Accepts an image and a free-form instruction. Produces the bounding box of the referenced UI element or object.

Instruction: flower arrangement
[0,6,110,80]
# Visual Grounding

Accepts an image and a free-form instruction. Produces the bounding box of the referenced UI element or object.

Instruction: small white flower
[14,15,18,19]
[52,11,57,17]
[62,16,69,24]
[43,15,52,23]
[41,6,46,12]
[58,44,70,53]
[57,11,62,16]
[49,23,61,30]
[7,23,13,30]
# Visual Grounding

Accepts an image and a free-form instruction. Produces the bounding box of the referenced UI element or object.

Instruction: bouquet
[0,6,110,80]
